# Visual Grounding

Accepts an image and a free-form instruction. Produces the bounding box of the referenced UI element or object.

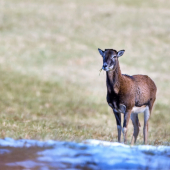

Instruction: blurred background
[0,0,170,144]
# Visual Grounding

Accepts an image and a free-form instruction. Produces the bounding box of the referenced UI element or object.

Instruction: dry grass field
[0,0,170,145]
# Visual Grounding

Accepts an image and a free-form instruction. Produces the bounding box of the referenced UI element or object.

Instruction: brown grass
[0,0,170,145]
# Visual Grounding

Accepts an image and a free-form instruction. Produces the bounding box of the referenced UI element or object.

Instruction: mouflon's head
[98,48,125,71]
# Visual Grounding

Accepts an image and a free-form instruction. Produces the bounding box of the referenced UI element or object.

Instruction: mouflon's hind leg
[143,106,150,144]
[131,113,141,145]
[113,111,121,142]
[143,96,156,144]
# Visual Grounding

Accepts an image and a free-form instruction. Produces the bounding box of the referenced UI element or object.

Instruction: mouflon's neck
[106,61,122,94]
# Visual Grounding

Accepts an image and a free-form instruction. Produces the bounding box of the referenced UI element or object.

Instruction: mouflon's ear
[98,48,104,57]
[117,50,125,57]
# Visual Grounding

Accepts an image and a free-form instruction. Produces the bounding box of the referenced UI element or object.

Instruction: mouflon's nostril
[103,63,107,68]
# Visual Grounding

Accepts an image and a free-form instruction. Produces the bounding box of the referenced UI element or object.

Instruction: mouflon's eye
[111,55,116,59]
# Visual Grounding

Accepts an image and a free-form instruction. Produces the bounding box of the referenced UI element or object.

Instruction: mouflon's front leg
[123,109,132,143]
[108,102,122,142]
[113,111,121,142]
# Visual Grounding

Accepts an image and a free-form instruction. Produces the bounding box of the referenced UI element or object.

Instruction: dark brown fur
[106,62,156,111]
[98,48,157,144]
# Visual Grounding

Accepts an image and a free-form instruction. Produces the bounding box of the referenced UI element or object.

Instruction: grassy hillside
[0,0,170,144]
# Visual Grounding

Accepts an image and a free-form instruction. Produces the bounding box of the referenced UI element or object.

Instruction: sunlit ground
[0,0,170,145]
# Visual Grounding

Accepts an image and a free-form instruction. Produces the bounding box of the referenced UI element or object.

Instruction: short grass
[0,0,170,145]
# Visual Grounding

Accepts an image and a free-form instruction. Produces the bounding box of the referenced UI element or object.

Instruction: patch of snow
[0,138,170,169]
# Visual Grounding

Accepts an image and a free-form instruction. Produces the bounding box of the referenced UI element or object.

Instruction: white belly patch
[131,105,148,114]
[109,103,149,114]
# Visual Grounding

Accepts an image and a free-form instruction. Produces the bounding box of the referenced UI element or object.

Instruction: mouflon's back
[132,75,157,108]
